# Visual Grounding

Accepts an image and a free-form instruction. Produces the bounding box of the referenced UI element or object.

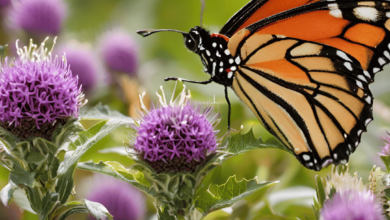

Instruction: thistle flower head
[379,133,390,156]
[0,38,85,140]
[130,83,220,173]
[55,43,98,93]
[320,189,385,220]
[86,175,145,220]
[99,30,139,77]
[325,165,365,197]
[10,0,66,35]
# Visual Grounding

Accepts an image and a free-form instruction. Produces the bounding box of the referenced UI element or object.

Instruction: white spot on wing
[373,67,381,73]
[363,70,371,79]
[365,96,372,104]
[357,130,363,136]
[353,7,379,22]
[235,56,241,64]
[344,62,353,71]
[303,155,310,161]
[334,153,338,159]
[224,49,230,55]
[384,51,390,60]
[358,75,367,83]
[229,58,234,64]
[379,57,386,66]
[206,50,211,56]
[230,66,237,71]
[340,159,347,164]
[216,51,221,57]
[365,118,372,126]
[228,72,233,79]
[337,51,352,62]
[330,9,342,18]
[212,42,217,48]
[356,80,363,89]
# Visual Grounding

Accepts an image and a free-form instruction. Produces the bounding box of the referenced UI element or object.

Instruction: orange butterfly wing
[220,0,322,36]
[224,0,390,170]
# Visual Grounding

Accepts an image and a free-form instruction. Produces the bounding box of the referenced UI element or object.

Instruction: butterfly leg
[225,86,231,130]
[164,77,213,84]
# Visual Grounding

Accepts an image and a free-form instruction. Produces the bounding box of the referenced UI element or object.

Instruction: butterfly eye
[184,36,197,52]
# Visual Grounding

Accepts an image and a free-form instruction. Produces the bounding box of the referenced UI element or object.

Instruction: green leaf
[55,163,76,205]
[33,138,58,156]
[77,161,154,196]
[0,180,17,206]
[224,128,291,156]
[52,118,84,149]
[315,175,326,207]
[0,126,19,150]
[80,103,134,125]
[23,187,42,213]
[381,156,390,172]
[56,206,89,220]
[57,120,120,175]
[9,161,36,187]
[84,199,113,220]
[194,175,277,214]
[38,193,60,220]
[156,205,177,220]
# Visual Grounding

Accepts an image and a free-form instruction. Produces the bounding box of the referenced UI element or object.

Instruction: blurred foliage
[1,0,390,219]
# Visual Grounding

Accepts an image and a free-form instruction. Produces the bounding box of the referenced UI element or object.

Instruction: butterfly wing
[226,1,390,170]
[220,0,321,37]
[231,35,372,170]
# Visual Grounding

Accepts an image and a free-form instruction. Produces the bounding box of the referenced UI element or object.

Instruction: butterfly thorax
[185,26,241,87]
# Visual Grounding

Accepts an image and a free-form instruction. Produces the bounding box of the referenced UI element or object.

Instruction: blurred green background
[1,0,390,219]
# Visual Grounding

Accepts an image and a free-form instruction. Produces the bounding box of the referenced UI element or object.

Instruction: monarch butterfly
[137,0,390,171]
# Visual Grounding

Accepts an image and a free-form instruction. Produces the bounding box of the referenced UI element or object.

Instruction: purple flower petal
[321,189,385,220]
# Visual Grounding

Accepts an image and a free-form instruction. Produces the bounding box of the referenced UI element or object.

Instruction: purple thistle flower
[0,39,84,140]
[321,189,385,220]
[56,45,98,94]
[10,0,66,35]
[99,30,139,77]
[86,175,145,220]
[131,85,220,173]
[0,0,10,7]
[379,133,390,156]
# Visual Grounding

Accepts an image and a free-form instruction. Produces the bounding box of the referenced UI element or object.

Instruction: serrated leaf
[195,175,277,214]
[57,120,120,175]
[80,103,134,125]
[224,128,291,156]
[55,163,76,205]
[0,180,17,206]
[77,161,154,196]
[84,199,113,220]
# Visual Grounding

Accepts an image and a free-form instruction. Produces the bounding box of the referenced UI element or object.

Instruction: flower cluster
[0,39,84,140]
[130,84,220,173]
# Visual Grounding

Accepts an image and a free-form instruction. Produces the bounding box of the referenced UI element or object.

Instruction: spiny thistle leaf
[77,161,154,196]
[194,175,277,214]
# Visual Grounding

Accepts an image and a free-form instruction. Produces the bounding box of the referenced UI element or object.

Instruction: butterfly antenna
[137,29,188,37]
[200,0,205,27]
